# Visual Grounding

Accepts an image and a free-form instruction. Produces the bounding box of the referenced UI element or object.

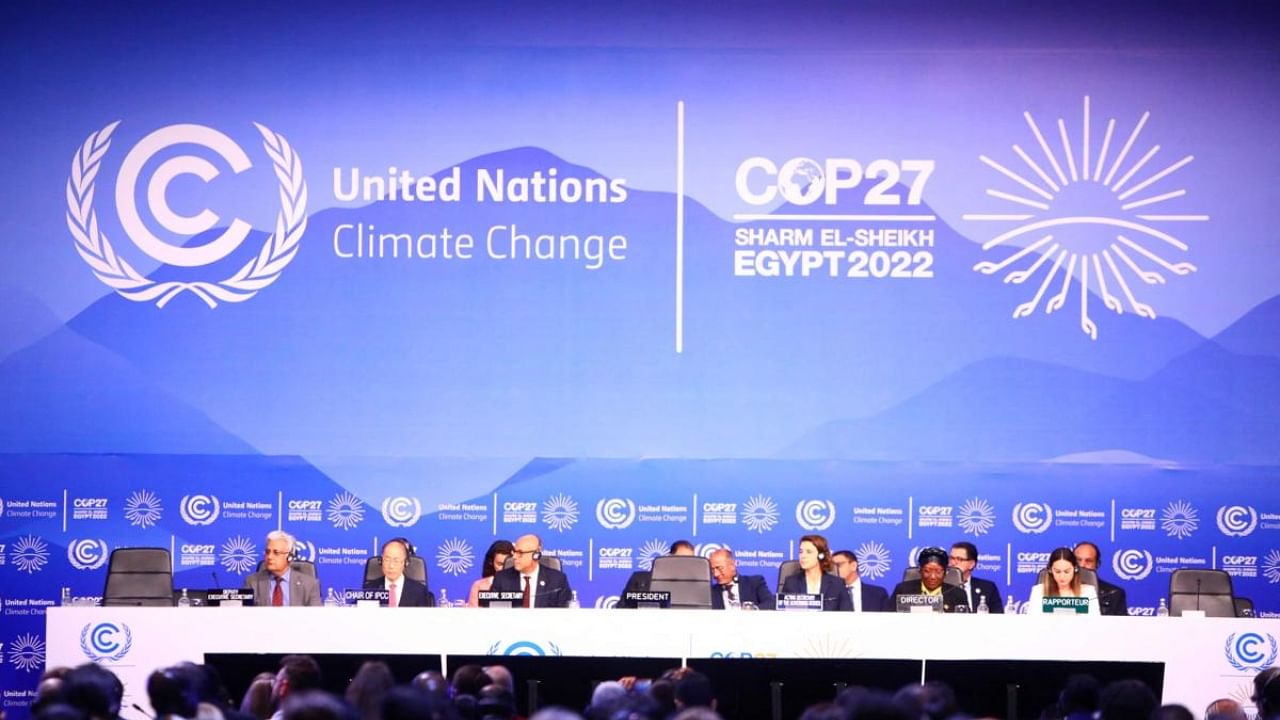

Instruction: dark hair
[1153,705,1195,720]
[482,541,515,579]
[833,550,857,564]
[346,661,395,720]
[1255,667,1280,717]
[477,684,516,720]
[383,686,461,720]
[799,535,833,574]
[63,663,123,719]
[1098,680,1156,720]
[951,542,977,562]
[147,665,200,719]
[279,655,324,694]
[282,690,353,720]
[916,547,948,569]
[451,665,493,698]
[1074,541,1102,562]
[799,703,845,720]
[241,672,277,720]
[1059,674,1100,715]
[670,540,695,555]
[1043,547,1082,597]
[674,671,715,709]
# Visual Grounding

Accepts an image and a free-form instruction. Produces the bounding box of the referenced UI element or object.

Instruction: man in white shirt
[489,534,572,608]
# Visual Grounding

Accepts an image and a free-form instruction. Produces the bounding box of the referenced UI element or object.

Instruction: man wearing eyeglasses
[489,534,573,608]
[949,542,1003,613]
[245,530,321,607]
[832,550,890,612]
[364,538,434,607]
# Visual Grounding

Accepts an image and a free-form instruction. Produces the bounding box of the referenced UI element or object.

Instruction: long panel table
[47,608,1276,716]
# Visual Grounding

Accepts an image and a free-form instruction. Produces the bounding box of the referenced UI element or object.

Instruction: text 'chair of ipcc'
[1169,569,1236,617]
[363,555,428,586]
[1035,567,1099,588]
[902,565,965,588]
[103,548,174,607]
[649,555,713,609]
[502,555,563,572]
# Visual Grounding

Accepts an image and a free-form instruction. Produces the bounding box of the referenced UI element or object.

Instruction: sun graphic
[12,535,49,574]
[436,537,474,576]
[1161,500,1199,539]
[220,535,258,574]
[854,541,892,581]
[124,490,164,529]
[966,96,1205,339]
[957,498,996,536]
[637,539,669,570]
[9,633,46,672]
[742,495,780,534]
[328,491,365,530]
[542,494,579,533]
[1263,549,1280,584]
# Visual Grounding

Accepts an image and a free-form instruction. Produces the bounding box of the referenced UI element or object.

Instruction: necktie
[272,577,283,607]
[726,584,736,607]
[849,586,858,612]
[522,576,531,608]
[389,581,398,608]
[965,582,973,610]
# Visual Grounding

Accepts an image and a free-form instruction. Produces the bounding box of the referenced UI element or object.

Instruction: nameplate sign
[623,591,671,609]
[1041,597,1090,614]
[896,594,943,613]
[343,589,390,606]
[778,593,823,611]
[478,591,525,608]
[206,589,254,607]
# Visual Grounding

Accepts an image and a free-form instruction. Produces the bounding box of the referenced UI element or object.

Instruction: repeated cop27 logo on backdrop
[66,123,306,307]
[967,96,1204,340]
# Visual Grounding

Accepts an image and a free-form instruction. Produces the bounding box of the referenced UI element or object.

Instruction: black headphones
[531,549,543,561]
[383,537,416,572]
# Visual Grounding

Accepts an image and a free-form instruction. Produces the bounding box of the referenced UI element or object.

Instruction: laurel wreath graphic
[1225,632,1279,672]
[65,121,307,308]
[80,623,133,663]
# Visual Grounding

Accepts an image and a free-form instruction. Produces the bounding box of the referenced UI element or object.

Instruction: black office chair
[255,559,318,577]
[363,556,428,586]
[649,556,713,609]
[1035,567,1098,587]
[103,548,174,607]
[1169,569,1236,617]
[502,555,563,572]
[902,565,964,587]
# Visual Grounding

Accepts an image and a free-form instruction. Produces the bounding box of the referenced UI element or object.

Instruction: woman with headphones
[781,534,852,610]
[1029,546,1100,614]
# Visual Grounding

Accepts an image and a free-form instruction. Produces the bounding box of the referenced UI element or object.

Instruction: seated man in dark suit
[364,537,434,607]
[1074,541,1128,616]
[709,548,775,609]
[244,530,321,607]
[489,534,572,608]
[949,542,1003,613]
[832,550,891,612]
[618,540,695,608]
[891,547,968,612]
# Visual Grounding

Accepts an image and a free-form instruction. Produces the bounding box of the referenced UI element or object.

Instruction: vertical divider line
[676,100,685,354]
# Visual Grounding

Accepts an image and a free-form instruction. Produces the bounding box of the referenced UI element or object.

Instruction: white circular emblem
[66,122,306,307]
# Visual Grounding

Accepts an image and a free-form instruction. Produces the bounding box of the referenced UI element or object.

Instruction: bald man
[489,534,573,608]
[709,549,775,610]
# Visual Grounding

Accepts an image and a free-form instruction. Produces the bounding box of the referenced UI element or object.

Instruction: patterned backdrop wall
[2,2,1279,716]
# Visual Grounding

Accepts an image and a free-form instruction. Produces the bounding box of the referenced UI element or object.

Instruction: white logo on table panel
[328,492,365,530]
[595,595,620,609]
[68,539,109,571]
[487,640,562,657]
[124,490,163,529]
[219,535,257,574]
[957,498,996,536]
[1012,502,1052,534]
[742,495,780,534]
[637,539,668,571]
[8,633,45,672]
[854,541,891,581]
[180,494,220,525]
[795,500,835,531]
[80,622,132,662]
[437,537,474,576]
[542,494,579,532]
[11,536,49,574]
[66,122,306,307]
[1162,500,1198,539]
[381,496,421,527]
[1217,505,1258,537]
[596,498,636,529]
[966,96,1204,340]
[1224,632,1278,672]
[1111,549,1153,581]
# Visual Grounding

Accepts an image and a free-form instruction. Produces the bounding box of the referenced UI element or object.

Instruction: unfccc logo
[1112,548,1153,581]
[795,500,836,531]
[1217,505,1259,537]
[80,622,132,662]
[179,494,220,526]
[596,498,636,530]
[1012,502,1053,534]
[66,122,306,307]
[67,539,109,571]
[1225,632,1278,672]
[381,496,422,528]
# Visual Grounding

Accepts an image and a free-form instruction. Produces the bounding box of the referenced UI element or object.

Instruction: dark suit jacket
[1097,578,1128,617]
[490,566,573,608]
[962,576,1005,613]
[617,571,651,609]
[243,569,321,607]
[711,574,776,610]
[890,580,969,613]
[363,576,435,607]
[849,581,892,612]
[781,572,853,611]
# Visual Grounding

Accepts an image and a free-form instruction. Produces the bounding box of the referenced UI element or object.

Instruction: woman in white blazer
[1028,546,1100,615]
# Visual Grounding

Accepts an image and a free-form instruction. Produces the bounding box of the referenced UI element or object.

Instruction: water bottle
[177,589,191,608]
[324,588,344,607]
[1006,595,1017,615]
[1156,598,1168,617]
[438,587,449,607]
[60,587,72,606]
[567,590,580,609]
[976,595,989,614]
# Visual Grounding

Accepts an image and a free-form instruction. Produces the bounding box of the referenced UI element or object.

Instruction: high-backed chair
[648,556,713,609]
[902,565,964,587]
[502,555,563,572]
[363,556,428,586]
[777,560,802,590]
[1169,569,1235,617]
[103,548,174,607]
[1035,567,1098,587]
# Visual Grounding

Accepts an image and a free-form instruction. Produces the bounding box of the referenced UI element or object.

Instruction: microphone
[212,570,222,588]
[132,703,155,719]
[1195,576,1202,611]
